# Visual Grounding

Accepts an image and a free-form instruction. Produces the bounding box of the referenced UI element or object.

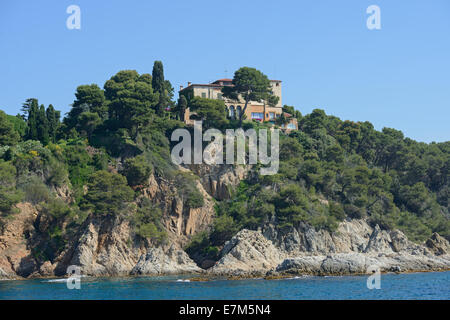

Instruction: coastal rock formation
[142,171,215,247]
[0,166,216,279]
[1,164,449,280]
[188,164,250,200]
[262,219,373,254]
[131,245,201,275]
[61,217,145,276]
[209,219,450,277]
[210,229,284,276]
[275,252,450,275]
[0,266,10,279]
[0,203,38,278]
[426,233,450,255]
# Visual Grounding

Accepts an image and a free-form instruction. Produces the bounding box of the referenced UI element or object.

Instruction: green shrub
[121,154,152,186]
[0,160,22,214]
[81,170,134,216]
[40,198,72,219]
[17,175,51,204]
[174,171,204,208]
[130,198,166,244]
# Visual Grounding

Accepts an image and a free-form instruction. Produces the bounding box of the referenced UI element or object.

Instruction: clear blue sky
[1,0,449,142]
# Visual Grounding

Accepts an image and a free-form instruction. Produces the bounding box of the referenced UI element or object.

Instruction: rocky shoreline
[1,214,449,280]
[206,222,450,278]
[1,165,449,281]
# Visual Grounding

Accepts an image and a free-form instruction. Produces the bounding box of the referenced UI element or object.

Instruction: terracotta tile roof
[180,78,281,92]
[213,78,233,82]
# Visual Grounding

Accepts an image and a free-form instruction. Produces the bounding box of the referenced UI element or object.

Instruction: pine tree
[21,98,36,120]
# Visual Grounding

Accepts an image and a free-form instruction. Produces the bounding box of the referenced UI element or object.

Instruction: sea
[0,271,449,300]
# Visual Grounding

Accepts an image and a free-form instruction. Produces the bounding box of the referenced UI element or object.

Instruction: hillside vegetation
[0,64,448,265]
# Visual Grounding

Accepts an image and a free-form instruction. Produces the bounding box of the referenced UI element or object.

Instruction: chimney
[188,82,192,87]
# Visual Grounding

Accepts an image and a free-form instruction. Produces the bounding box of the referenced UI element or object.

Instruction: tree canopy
[0,63,448,264]
[222,67,279,125]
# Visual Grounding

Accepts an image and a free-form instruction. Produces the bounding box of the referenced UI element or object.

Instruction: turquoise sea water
[0,271,449,300]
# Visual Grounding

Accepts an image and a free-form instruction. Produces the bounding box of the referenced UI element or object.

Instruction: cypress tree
[26,99,39,140]
[178,95,187,121]
[46,104,60,143]
[37,104,49,145]
[152,61,166,115]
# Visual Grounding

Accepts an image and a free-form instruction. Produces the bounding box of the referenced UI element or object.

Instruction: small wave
[44,278,68,283]
[285,275,311,280]
[176,279,191,282]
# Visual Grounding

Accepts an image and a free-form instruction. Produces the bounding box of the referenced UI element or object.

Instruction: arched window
[236,106,242,119]
[229,106,235,119]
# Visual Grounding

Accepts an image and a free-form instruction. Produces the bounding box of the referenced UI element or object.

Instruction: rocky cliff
[0,167,216,279]
[187,164,250,200]
[1,164,449,280]
[208,219,450,277]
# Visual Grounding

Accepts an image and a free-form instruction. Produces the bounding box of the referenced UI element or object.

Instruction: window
[217,93,222,100]
[229,106,235,119]
[269,112,275,120]
[251,112,264,120]
[287,123,296,129]
[201,92,206,98]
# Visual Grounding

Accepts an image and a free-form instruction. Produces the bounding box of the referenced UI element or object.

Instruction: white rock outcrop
[209,219,450,277]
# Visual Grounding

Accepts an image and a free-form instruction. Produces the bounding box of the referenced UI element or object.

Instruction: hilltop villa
[179,78,298,130]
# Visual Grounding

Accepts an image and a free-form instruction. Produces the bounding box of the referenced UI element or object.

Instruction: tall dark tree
[37,104,49,145]
[26,98,39,140]
[222,67,279,126]
[46,104,60,143]
[21,98,37,120]
[177,95,187,121]
[151,61,174,115]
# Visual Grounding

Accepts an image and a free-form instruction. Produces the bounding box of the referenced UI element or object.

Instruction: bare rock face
[0,203,38,278]
[0,266,11,279]
[38,261,56,276]
[64,217,147,276]
[364,225,394,253]
[52,184,73,204]
[188,164,250,200]
[426,233,450,255]
[275,256,324,274]
[320,253,378,275]
[263,219,374,255]
[0,165,217,279]
[142,171,215,248]
[56,213,203,277]
[131,245,201,275]
[275,252,450,275]
[210,229,284,276]
[214,219,450,277]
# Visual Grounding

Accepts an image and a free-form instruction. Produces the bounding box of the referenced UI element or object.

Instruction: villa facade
[179,78,298,130]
